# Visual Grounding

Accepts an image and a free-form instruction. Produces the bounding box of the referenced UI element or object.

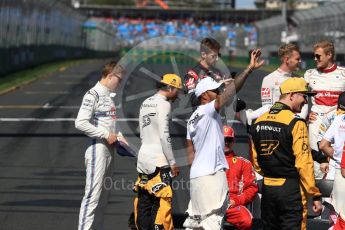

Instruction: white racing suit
[240,68,308,126]
[134,93,176,230]
[322,114,345,221]
[75,82,117,230]
[304,64,345,178]
[136,93,176,174]
[316,110,338,180]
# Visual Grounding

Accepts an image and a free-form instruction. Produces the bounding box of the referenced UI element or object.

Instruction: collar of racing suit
[155,92,168,101]
[277,68,292,77]
[198,61,211,72]
[269,102,292,112]
[318,63,337,73]
[96,81,112,95]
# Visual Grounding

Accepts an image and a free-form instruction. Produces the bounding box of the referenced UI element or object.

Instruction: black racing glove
[234,97,247,112]
[311,148,328,164]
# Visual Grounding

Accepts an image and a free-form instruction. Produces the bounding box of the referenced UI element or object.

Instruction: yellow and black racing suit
[134,93,176,230]
[133,167,173,230]
[250,102,321,230]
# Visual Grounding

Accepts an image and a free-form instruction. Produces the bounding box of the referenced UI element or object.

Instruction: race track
[0,58,268,230]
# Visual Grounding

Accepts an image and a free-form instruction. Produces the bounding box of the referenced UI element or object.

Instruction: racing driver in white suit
[304,40,345,179]
[239,43,308,126]
[75,61,125,230]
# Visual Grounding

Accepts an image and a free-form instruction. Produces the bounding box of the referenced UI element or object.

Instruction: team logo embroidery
[154,225,164,230]
[142,113,156,128]
[110,107,116,119]
[259,140,279,156]
[261,88,271,98]
[151,183,166,193]
[187,70,198,80]
[256,125,260,133]
[302,143,309,153]
[186,78,195,89]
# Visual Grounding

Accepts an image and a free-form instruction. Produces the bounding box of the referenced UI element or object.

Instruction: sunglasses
[295,93,307,99]
[314,54,321,60]
[209,89,219,94]
[113,74,122,82]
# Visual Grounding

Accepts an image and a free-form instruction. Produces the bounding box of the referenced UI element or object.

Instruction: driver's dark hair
[200,37,221,54]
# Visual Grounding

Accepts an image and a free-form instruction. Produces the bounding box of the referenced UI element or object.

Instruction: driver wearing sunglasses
[304,40,345,179]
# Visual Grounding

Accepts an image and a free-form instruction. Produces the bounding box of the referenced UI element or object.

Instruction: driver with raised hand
[184,37,263,110]
[183,49,263,230]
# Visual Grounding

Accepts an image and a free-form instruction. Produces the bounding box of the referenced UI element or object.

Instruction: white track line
[0,117,241,123]
[24,91,70,95]
[0,105,80,109]
[125,89,157,102]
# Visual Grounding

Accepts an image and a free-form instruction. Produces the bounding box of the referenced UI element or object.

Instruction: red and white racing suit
[225,152,258,230]
[304,64,345,178]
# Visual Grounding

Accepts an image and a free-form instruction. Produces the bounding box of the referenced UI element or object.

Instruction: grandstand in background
[2,0,345,76]
[255,1,345,65]
[79,3,281,23]
[75,0,236,10]
[255,0,344,10]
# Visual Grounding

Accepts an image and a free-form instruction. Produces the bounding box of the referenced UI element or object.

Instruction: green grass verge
[0,59,97,94]
[0,55,306,95]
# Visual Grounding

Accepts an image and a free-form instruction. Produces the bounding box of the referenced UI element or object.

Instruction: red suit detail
[225,152,258,230]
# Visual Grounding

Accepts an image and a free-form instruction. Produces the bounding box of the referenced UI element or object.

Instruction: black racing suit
[184,62,226,106]
[250,102,321,230]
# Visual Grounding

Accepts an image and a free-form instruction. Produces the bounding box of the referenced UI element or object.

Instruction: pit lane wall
[0,0,118,76]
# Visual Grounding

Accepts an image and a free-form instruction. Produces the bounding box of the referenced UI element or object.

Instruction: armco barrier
[0,46,116,77]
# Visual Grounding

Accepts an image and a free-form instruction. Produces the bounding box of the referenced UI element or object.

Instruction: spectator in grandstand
[75,61,125,230]
[304,40,345,179]
[183,49,263,230]
[133,74,182,230]
[184,37,263,107]
[250,77,322,230]
[223,125,258,230]
[319,91,345,230]
[112,18,254,48]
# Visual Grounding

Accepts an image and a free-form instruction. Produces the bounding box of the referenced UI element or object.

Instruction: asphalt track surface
[0,59,268,230]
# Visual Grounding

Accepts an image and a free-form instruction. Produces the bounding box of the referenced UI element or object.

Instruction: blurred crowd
[97,18,257,49]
